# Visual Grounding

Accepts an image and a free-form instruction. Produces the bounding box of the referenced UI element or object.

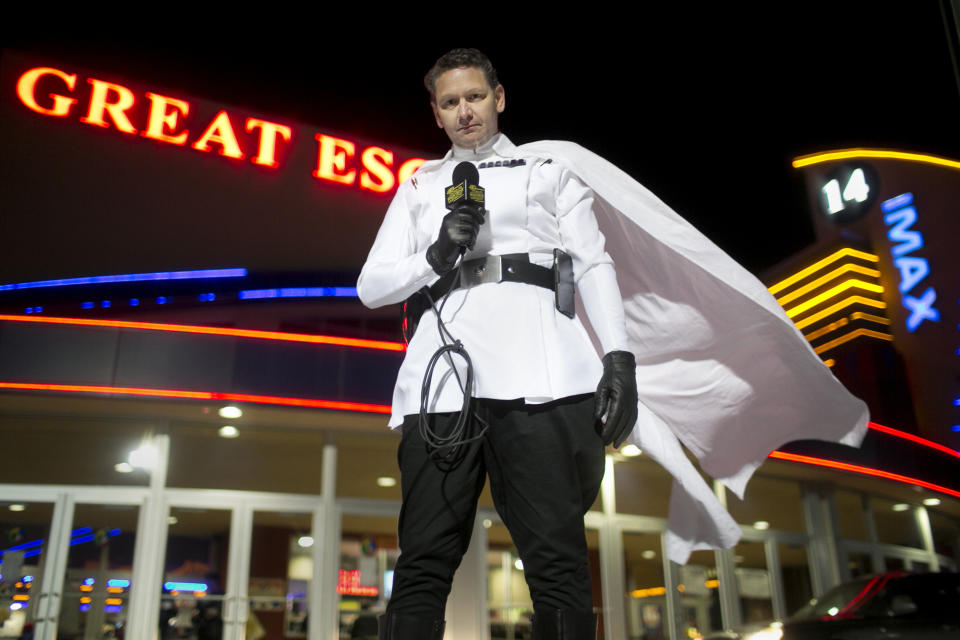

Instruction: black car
[782,571,960,639]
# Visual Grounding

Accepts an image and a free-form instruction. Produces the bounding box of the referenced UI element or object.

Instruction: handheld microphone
[445,162,485,254]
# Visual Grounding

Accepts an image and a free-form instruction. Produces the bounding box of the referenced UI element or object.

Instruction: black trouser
[387,394,604,618]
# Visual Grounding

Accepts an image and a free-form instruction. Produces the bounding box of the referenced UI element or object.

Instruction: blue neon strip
[164,581,208,592]
[952,425,960,432]
[0,268,248,292]
[104,605,122,613]
[23,549,41,558]
[239,287,358,300]
[79,604,90,612]
[107,579,130,588]
[82,302,94,309]
[71,534,95,545]
[881,192,914,212]
[109,528,121,536]
[5,539,44,553]
[23,575,34,583]
[83,578,95,586]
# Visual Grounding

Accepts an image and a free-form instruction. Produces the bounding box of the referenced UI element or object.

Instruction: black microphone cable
[418,255,489,472]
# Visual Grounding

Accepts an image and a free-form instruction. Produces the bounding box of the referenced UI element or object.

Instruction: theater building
[0,51,958,640]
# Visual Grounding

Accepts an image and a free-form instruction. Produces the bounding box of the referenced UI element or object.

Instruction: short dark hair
[424,48,499,100]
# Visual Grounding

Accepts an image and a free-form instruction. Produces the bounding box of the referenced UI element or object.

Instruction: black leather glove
[426,206,485,275]
[595,350,638,448]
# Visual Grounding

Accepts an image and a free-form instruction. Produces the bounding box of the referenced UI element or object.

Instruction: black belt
[402,253,562,343]
[427,253,555,300]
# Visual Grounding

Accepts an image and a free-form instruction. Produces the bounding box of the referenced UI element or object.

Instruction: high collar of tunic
[450,132,509,160]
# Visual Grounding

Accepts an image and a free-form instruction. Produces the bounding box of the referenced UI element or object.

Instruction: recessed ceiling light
[168,516,178,525]
[377,477,397,487]
[218,425,239,438]
[9,504,25,512]
[482,519,492,529]
[514,558,524,571]
[218,406,242,419]
[298,536,314,548]
[753,521,770,530]
[892,503,910,512]
[641,550,656,560]
[621,444,642,457]
[114,462,134,473]
[923,498,941,507]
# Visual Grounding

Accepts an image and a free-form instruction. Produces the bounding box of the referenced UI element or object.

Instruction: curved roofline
[793,148,960,171]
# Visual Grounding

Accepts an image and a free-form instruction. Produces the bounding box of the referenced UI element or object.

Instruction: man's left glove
[595,350,638,448]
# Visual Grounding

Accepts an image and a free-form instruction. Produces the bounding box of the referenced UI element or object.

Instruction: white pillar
[125,432,170,640]
[445,515,489,640]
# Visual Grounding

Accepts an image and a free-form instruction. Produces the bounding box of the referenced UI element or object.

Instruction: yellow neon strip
[849,312,891,325]
[805,318,849,342]
[824,358,836,367]
[80,597,92,604]
[705,579,719,589]
[105,598,123,605]
[769,248,880,295]
[793,296,887,330]
[814,328,893,355]
[631,586,666,598]
[793,148,960,171]
[776,264,882,306]
[785,280,885,318]
[107,587,124,594]
[13,595,29,601]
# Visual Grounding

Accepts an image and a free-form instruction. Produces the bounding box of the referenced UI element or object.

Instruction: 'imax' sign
[882,192,939,332]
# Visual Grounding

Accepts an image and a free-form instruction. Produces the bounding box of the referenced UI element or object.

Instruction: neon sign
[881,193,939,332]
[15,66,425,193]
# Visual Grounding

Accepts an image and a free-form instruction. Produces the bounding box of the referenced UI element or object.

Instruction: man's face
[431,66,505,148]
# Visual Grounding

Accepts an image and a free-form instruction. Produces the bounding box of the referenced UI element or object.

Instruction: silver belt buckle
[460,255,503,287]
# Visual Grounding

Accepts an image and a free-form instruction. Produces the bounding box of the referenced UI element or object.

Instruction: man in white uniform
[358,48,636,639]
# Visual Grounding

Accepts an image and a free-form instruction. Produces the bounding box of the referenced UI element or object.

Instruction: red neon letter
[142,92,190,145]
[359,146,395,193]
[16,67,78,117]
[313,134,356,185]
[192,111,244,159]
[398,158,427,184]
[245,118,292,168]
[80,78,138,133]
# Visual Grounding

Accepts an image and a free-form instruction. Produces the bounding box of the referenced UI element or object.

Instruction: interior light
[482,519,492,529]
[892,503,910,512]
[641,550,656,560]
[218,405,243,419]
[753,521,770,530]
[514,558,524,571]
[298,536,314,548]
[9,504,25,512]
[9,603,22,611]
[621,444,642,457]
[218,425,239,438]
[128,443,158,470]
[376,476,397,487]
[923,498,941,506]
[168,516,178,525]
[114,462,133,473]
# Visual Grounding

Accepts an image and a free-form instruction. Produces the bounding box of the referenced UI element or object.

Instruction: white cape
[415,138,869,564]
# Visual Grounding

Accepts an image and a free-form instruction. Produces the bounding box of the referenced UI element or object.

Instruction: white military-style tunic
[359,133,869,564]
[358,133,628,427]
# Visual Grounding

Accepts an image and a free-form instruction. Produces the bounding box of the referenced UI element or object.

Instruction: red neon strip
[768,451,960,499]
[0,382,392,414]
[867,421,960,459]
[0,314,405,352]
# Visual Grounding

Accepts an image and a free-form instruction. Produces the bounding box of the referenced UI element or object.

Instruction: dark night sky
[4,3,960,274]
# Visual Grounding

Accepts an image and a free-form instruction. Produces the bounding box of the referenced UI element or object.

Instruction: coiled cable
[418,259,489,471]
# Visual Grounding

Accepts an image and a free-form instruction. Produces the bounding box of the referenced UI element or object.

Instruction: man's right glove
[426,206,485,275]
[595,350,638,448]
